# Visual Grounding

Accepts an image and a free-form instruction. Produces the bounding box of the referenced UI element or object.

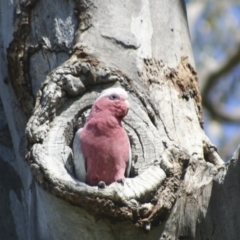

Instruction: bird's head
[93,88,129,119]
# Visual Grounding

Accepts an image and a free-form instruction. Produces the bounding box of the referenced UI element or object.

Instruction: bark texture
[0,0,238,240]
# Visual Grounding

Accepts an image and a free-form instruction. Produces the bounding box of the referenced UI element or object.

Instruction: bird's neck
[86,109,122,135]
[90,105,123,122]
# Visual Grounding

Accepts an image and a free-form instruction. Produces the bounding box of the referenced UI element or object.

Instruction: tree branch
[202,44,240,122]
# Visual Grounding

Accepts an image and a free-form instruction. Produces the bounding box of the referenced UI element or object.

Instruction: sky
[186,0,240,160]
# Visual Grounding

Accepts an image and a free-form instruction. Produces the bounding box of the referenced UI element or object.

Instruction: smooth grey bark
[0,0,238,240]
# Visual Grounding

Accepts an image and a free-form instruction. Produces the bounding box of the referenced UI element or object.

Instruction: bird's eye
[109,94,119,100]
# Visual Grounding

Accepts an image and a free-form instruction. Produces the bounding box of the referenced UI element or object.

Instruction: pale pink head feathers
[92,87,129,120]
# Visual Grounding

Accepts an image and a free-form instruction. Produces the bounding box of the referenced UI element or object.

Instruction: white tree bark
[0,0,237,240]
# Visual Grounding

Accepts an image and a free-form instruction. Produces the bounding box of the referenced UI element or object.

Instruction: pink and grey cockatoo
[73,88,131,186]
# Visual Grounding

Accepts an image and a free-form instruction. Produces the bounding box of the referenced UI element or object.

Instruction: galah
[73,88,131,186]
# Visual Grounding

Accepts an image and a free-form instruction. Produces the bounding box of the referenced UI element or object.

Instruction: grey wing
[125,144,132,177]
[73,128,86,182]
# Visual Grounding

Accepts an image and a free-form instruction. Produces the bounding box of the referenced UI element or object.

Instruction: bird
[73,87,131,186]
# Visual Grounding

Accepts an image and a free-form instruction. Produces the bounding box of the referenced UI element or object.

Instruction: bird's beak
[125,100,130,109]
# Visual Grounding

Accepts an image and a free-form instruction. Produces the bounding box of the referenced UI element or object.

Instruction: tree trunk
[0,0,237,239]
